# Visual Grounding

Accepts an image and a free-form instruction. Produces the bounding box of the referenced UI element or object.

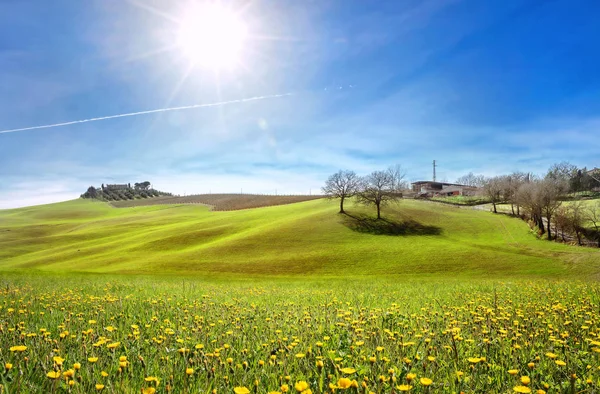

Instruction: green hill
[0,198,599,278]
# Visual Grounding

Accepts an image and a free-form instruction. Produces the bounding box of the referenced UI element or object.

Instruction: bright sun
[176,2,247,70]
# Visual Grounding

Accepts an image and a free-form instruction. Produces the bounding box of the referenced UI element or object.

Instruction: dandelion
[521,376,530,385]
[508,369,518,375]
[337,378,352,389]
[396,385,413,391]
[513,386,531,393]
[5,363,12,371]
[142,389,156,394]
[295,381,309,392]
[88,357,99,363]
[340,367,356,374]
[47,371,61,379]
[186,368,194,375]
[555,360,566,366]
[234,388,250,394]
[96,384,105,390]
[9,345,27,352]
[406,373,417,382]
[420,377,432,386]
[73,362,81,370]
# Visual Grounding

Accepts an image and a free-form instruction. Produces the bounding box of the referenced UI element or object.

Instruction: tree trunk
[492,202,497,213]
[511,204,515,215]
[376,203,381,219]
[537,215,545,234]
[576,232,581,246]
[546,215,552,240]
[516,205,520,216]
[339,197,345,214]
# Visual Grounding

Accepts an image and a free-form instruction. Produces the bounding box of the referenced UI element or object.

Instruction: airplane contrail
[0,92,293,135]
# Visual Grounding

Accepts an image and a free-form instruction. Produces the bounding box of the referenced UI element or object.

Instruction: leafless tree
[357,167,403,219]
[516,180,544,233]
[322,170,360,214]
[483,176,505,213]
[455,172,486,187]
[539,177,564,240]
[503,172,528,216]
[585,202,600,248]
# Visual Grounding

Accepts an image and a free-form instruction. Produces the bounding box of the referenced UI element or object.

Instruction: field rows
[110,194,324,211]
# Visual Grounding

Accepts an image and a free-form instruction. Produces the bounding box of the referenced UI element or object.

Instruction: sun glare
[176,2,247,69]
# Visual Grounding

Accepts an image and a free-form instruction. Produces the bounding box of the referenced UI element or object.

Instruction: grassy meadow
[2,198,600,393]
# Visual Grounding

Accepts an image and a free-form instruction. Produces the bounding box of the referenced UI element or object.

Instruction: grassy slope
[0,198,599,279]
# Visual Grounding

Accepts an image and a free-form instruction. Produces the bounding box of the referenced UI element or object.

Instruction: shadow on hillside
[342,213,442,236]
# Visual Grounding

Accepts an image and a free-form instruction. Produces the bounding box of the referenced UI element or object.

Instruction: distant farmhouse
[411,181,480,198]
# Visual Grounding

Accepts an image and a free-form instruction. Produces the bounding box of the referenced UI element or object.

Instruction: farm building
[411,181,480,197]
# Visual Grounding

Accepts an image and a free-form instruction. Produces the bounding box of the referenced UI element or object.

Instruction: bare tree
[322,170,360,214]
[586,202,600,248]
[539,177,564,240]
[503,172,528,216]
[357,168,401,219]
[483,176,504,213]
[516,180,544,234]
[455,172,486,187]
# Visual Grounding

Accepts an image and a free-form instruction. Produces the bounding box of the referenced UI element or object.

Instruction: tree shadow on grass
[342,213,442,236]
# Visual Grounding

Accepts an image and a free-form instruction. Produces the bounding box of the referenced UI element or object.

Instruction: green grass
[430,195,491,205]
[1,198,599,279]
[1,274,600,393]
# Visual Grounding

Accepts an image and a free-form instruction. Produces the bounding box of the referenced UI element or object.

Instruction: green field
[2,199,600,393]
[1,198,599,278]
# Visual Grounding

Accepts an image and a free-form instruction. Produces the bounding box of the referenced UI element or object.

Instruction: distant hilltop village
[81,181,172,202]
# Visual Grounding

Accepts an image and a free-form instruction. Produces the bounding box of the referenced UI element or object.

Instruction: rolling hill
[1,198,599,278]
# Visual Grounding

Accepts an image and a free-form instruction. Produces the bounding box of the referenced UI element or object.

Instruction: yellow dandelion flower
[295,381,309,392]
[234,388,250,394]
[521,376,531,385]
[88,357,99,363]
[95,384,105,390]
[420,377,432,386]
[186,368,194,375]
[5,363,13,370]
[513,386,532,393]
[142,388,156,394]
[341,367,356,374]
[555,360,566,366]
[508,369,519,375]
[396,385,412,391]
[47,371,61,379]
[9,346,27,352]
[337,378,352,389]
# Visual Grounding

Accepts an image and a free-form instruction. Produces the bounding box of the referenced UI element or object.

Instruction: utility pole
[433,160,437,182]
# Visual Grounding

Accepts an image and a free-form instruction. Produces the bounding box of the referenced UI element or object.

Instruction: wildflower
[186,368,194,375]
[53,356,64,366]
[5,363,12,371]
[521,376,530,385]
[337,378,352,389]
[420,377,432,386]
[281,384,289,392]
[106,342,120,349]
[142,389,156,394]
[63,369,75,378]
[406,373,416,382]
[545,352,557,359]
[96,384,105,390]
[555,360,566,366]
[513,386,532,393]
[468,357,481,363]
[73,363,81,370]
[396,385,413,391]
[508,369,518,375]
[9,346,27,352]
[316,360,324,368]
[234,388,250,394]
[88,357,99,363]
[295,381,309,392]
[101,371,108,377]
[341,367,356,374]
[47,371,61,379]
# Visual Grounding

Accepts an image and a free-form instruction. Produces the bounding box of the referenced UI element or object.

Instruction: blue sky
[1,0,599,208]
